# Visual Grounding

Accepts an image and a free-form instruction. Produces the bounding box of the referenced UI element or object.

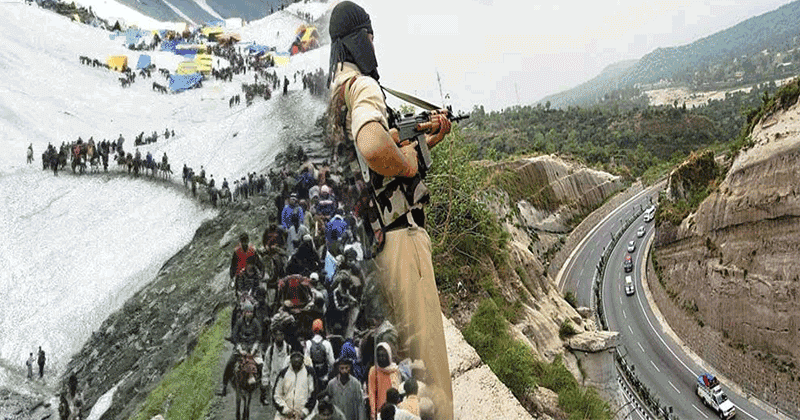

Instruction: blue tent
[124,28,147,47]
[169,73,203,92]
[136,55,151,69]
[245,44,270,56]
[205,20,224,27]
[161,40,179,53]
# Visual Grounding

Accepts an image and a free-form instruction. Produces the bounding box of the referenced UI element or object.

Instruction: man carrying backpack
[304,319,335,394]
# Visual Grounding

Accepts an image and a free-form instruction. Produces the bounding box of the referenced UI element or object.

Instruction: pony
[219,186,232,206]
[160,163,172,179]
[152,82,168,94]
[71,143,86,174]
[90,156,101,173]
[232,351,258,420]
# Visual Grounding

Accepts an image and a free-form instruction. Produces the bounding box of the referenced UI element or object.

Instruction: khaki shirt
[331,62,388,145]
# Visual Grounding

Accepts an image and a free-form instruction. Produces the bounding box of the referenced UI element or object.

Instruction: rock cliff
[653,99,800,413]
[474,155,624,403]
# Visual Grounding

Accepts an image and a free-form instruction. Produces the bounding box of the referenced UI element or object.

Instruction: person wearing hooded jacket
[328,2,453,418]
[368,342,402,420]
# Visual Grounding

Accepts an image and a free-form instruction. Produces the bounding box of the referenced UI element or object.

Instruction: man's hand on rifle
[425,112,451,149]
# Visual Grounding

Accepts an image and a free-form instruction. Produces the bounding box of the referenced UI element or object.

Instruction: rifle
[390,108,469,178]
[382,85,469,178]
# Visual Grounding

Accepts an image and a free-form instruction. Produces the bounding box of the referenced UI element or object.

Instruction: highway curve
[559,185,782,420]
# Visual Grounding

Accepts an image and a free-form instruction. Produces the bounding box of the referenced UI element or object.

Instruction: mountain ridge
[541,0,800,109]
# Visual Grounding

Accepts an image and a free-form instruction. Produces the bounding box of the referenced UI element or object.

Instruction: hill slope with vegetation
[461,80,781,183]
[541,0,800,109]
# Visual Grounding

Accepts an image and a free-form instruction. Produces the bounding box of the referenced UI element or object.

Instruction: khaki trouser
[376,226,453,420]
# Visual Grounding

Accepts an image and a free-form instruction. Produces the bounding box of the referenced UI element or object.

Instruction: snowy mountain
[0,0,329,397]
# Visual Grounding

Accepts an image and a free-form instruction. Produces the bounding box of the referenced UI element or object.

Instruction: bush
[559,319,578,339]
[463,299,511,362]
[564,291,578,308]
[492,341,540,397]
[464,300,610,419]
[426,128,509,293]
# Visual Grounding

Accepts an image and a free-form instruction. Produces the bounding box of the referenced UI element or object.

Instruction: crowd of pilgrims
[39,136,439,419]
[223,145,441,420]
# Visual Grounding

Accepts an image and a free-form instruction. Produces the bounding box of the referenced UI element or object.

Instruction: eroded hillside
[652,85,800,416]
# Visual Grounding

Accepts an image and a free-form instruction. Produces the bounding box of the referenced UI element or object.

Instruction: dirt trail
[208,340,276,420]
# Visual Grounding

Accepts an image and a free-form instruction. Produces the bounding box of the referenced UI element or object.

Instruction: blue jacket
[282,204,304,230]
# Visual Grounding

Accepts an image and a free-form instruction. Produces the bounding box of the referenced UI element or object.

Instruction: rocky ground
[647,250,800,418]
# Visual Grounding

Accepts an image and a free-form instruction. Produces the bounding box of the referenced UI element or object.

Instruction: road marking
[637,342,644,352]
[635,267,761,419]
[650,360,661,372]
[669,380,681,393]
[580,267,584,277]
[693,404,709,418]
[623,309,627,319]
[628,325,633,334]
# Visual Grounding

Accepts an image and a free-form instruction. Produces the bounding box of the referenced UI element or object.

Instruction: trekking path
[207,339,276,419]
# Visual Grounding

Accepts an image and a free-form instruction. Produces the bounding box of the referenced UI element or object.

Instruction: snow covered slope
[0,0,327,393]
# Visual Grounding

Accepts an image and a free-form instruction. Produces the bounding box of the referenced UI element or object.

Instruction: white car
[644,205,656,222]
[637,226,645,237]
[627,240,636,253]
[625,275,635,295]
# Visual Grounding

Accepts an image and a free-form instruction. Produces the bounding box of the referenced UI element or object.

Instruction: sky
[358,0,796,111]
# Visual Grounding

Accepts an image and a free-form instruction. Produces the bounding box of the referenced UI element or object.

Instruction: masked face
[376,346,390,368]
[291,354,303,371]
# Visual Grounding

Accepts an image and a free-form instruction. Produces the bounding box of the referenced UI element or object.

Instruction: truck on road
[697,373,736,419]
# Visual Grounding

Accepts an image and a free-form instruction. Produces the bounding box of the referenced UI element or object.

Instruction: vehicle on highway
[627,240,636,253]
[697,373,736,419]
[643,205,656,222]
[624,275,635,295]
[637,226,645,237]
[623,255,633,272]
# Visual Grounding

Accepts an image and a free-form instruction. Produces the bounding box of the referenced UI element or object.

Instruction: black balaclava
[329,1,379,81]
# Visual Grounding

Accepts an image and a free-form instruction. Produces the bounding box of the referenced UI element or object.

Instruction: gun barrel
[450,114,470,123]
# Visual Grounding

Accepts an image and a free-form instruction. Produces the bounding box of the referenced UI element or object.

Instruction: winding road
[558,184,783,420]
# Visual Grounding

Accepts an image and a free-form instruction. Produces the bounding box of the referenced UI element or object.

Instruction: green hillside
[541,0,800,108]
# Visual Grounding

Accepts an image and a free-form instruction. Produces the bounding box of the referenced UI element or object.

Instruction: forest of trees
[459,81,783,181]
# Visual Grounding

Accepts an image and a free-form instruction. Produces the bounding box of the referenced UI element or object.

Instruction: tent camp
[290,25,320,55]
[266,51,290,67]
[169,73,203,92]
[215,33,241,46]
[136,55,151,70]
[194,54,212,74]
[161,39,179,53]
[175,44,206,57]
[176,61,199,75]
[201,26,223,41]
[124,28,149,48]
[107,55,128,72]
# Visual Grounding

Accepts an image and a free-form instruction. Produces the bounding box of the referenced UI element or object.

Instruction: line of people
[220,145,443,419]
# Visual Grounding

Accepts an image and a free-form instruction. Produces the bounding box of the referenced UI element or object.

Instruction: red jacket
[230,244,256,279]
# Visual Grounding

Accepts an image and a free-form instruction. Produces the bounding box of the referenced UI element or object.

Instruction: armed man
[328,2,453,418]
